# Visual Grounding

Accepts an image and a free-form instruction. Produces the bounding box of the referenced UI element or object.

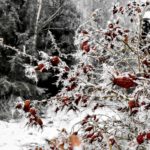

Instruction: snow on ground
[0,107,118,150]
[0,119,58,150]
[143,11,150,19]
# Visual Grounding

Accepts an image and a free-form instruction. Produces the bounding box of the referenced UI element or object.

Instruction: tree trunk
[33,0,42,56]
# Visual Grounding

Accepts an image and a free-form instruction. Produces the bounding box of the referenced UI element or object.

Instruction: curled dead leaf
[69,134,81,148]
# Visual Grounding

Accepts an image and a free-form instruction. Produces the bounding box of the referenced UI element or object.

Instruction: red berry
[83,65,93,73]
[113,76,137,89]
[35,64,45,71]
[66,82,77,91]
[128,100,139,109]
[23,100,30,112]
[141,101,146,106]
[70,82,77,90]
[81,119,87,126]
[29,107,37,116]
[142,59,150,67]
[69,77,76,82]
[109,137,116,145]
[119,6,123,12]
[35,117,43,129]
[82,95,88,103]
[83,44,90,52]
[113,8,118,14]
[124,29,130,33]
[143,74,150,78]
[50,56,60,66]
[105,31,112,37]
[62,96,70,105]
[81,41,90,52]
[81,30,88,34]
[108,23,113,28]
[85,126,93,132]
[146,132,150,140]
[127,3,131,7]
[64,66,70,72]
[112,33,117,38]
[15,103,22,109]
[42,68,48,72]
[86,133,94,138]
[136,134,145,144]
[135,7,141,13]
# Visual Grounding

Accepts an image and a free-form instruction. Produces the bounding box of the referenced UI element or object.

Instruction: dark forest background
[0,0,81,119]
[0,0,144,120]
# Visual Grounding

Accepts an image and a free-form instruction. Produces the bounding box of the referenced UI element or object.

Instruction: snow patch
[143,11,150,19]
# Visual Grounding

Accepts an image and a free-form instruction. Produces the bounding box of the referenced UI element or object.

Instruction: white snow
[0,119,58,150]
[0,107,117,150]
[143,11,150,19]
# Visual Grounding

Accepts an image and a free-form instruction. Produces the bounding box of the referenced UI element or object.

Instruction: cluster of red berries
[104,21,130,46]
[80,115,103,144]
[35,146,43,150]
[113,5,124,15]
[137,132,150,144]
[55,94,89,113]
[35,56,60,72]
[79,29,90,53]
[16,100,43,129]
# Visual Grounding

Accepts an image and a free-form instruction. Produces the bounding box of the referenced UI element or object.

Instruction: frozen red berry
[113,76,137,89]
[136,134,145,144]
[146,132,150,140]
[128,100,139,109]
[50,56,60,66]
[81,41,90,52]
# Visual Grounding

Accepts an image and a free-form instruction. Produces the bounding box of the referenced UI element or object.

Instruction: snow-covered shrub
[15,1,150,150]
[44,1,150,150]
[25,65,38,83]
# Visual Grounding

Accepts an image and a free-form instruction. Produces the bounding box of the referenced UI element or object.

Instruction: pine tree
[0,0,80,120]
